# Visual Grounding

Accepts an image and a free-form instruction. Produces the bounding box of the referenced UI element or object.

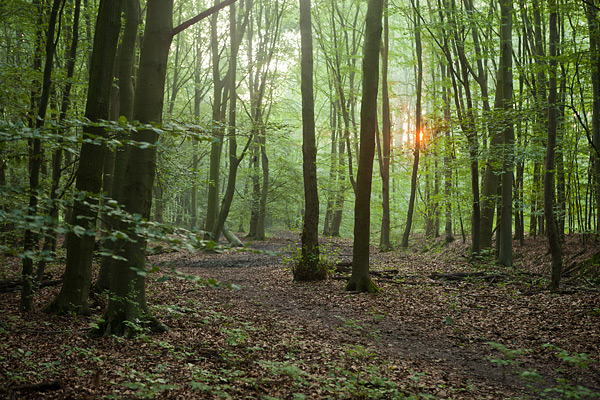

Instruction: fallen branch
[429,272,506,283]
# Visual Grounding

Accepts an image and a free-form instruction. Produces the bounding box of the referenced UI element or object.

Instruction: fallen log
[223,224,244,247]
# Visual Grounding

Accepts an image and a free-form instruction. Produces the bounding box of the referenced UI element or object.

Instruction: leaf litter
[0,231,598,399]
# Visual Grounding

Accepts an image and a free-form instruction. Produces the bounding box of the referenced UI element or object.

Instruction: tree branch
[172,0,237,37]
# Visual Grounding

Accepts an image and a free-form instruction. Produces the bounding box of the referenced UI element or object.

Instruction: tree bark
[587,0,600,237]
[95,0,140,293]
[379,0,391,250]
[94,0,174,336]
[212,0,252,242]
[44,0,122,314]
[546,0,563,289]
[401,0,422,249]
[295,0,323,281]
[93,0,235,336]
[205,0,228,237]
[498,0,514,267]
[20,0,63,311]
[346,0,383,293]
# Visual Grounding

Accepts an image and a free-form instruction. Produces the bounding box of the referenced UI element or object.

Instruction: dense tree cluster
[1,0,599,332]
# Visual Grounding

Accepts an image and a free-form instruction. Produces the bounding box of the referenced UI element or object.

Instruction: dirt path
[1,232,598,399]
[156,232,600,399]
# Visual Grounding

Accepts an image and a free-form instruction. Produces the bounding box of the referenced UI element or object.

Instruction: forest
[0,0,599,398]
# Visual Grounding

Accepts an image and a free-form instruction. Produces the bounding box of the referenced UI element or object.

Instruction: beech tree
[45,0,122,315]
[401,0,422,249]
[93,0,236,336]
[346,0,383,293]
[295,0,324,281]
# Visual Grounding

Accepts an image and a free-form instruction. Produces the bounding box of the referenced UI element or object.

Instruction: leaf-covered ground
[1,232,599,399]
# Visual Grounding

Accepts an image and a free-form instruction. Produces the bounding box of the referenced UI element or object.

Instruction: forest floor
[0,231,599,399]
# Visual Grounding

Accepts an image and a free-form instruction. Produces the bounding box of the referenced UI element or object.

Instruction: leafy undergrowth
[0,232,599,399]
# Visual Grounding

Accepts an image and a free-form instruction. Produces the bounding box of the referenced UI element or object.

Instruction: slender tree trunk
[205,0,227,237]
[587,0,600,237]
[257,132,269,238]
[498,0,514,267]
[443,64,454,243]
[295,0,323,281]
[347,0,383,293]
[35,0,82,285]
[21,0,63,311]
[212,0,251,243]
[401,1,422,249]
[379,0,391,250]
[546,0,563,289]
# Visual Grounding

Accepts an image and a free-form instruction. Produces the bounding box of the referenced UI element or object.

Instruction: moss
[293,260,327,282]
[345,276,380,293]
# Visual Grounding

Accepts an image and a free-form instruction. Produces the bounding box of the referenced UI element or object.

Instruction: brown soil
[1,231,599,399]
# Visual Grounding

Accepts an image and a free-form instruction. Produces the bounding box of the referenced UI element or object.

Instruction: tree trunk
[546,0,563,289]
[442,64,454,243]
[295,0,323,281]
[587,0,600,237]
[212,0,251,242]
[94,0,174,336]
[205,0,227,237]
[93,0,235,335]
[498,0,514,267]
[257,132,269,238]
[401,1,422,249]
[35,0,82,288]
[44,0,122,314]
[346,0,383,293]
[20,0,63,311]
[379,0,391,250]
[95,0,139,293]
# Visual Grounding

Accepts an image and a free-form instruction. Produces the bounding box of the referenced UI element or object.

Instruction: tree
[587,0,600,237]
[498,0,514,267]
[346,0,383,293]
[204,0,229,238]
[95,0,140,293]
[378,0,391,251]
[545,0,562,289]
[45,0,122,315]
[93,0,236,336]
[295,0,324,281]
[401,0,422,249]
[20,0,63,311]
[211,0,252,243]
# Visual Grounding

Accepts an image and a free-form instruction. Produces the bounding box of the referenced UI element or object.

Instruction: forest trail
[149,231,600,399]
[1,231,599,399]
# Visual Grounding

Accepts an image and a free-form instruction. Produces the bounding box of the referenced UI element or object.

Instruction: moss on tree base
[345,276,380,293]
[89,314,168,338]
[293,261,327,282]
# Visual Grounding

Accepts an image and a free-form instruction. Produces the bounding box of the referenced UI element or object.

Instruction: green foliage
[345,275,381,293]
[487,342,600,398]
[284,236,338,281]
